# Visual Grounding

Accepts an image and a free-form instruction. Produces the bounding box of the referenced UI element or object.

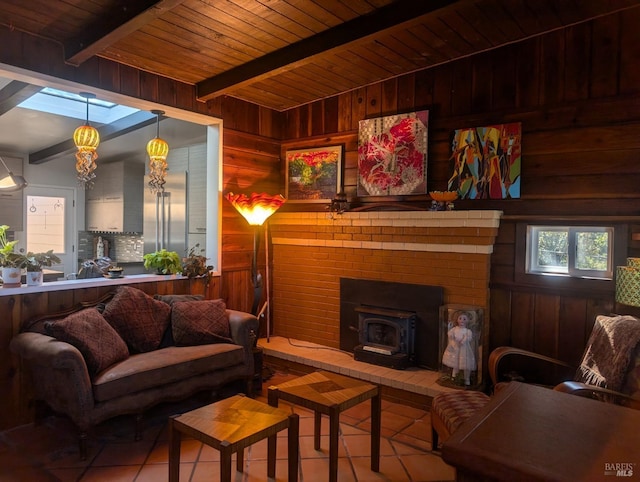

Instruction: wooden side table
[442,382,640,481]
[169,394,299,482]
[268,370,381,482]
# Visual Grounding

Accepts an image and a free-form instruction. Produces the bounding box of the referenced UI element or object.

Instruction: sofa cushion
[171,299,233,346]
[102,286,171,353]
[154,294,205,305]
[45,308,129,376]
[92,343,243,402]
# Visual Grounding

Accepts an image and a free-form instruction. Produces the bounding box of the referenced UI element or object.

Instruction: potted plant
[0,224,24,287]
[22,250,62,286]
[182,244,212,278]
[143,249,182,275]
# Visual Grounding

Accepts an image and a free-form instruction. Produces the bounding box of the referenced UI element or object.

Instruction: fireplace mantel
[268,210,502,359]
[270,210,502,255]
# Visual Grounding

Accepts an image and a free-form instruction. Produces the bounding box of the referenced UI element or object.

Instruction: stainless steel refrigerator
[144,171,187,257]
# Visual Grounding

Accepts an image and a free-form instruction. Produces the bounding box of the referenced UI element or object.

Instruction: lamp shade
[616,258,640,307]
[73,124,100,150]
[0,156,27,191]
[225,192,286,226]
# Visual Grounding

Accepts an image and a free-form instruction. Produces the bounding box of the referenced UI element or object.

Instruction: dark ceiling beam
[29,111,159,164]
[196,0,458,101]
[64,0,188,66]
[0,81,42,115]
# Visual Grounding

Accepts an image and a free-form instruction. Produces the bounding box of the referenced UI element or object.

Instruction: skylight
[18,87,139,125]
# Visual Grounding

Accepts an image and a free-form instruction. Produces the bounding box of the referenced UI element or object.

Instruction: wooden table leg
[314,411,322,450]
[237,447,244,473]
[288,413,300,482]
[267,386,279,477]
[370,389,381,472]
[168,417,181,482]
[328,405,339,482]
[219,441,232,482]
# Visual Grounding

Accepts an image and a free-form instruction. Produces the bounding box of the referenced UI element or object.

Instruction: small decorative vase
[26,271,43,286]
[1,267,23,287]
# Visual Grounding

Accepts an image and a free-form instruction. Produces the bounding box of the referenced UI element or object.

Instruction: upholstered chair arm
[489,346,576,388]
[226,309,259,381]
[10,332,95,430]
[554,381,640,410]
[227,309,259,348]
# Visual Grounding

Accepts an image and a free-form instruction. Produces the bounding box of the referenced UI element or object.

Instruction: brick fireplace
[269,210,501,371]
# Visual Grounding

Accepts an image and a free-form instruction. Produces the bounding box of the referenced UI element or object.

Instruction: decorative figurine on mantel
[429,190,458,211]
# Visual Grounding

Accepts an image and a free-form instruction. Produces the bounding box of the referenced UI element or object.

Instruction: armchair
[432,314,640,450]
[489,314,640,409]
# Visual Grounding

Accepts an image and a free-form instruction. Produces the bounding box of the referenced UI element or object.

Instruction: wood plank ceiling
[0,0,639,111]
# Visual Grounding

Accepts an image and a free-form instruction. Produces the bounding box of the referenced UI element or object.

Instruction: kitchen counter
[0,273,189,296]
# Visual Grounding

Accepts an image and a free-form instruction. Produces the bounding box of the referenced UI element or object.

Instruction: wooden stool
[431,391,490,450]
[269,370,381,482]
[169,394,299,482]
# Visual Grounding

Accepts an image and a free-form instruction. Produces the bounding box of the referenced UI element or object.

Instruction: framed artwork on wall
[357,110,429,196]
[285,145,342,203]
[447,122,521,199]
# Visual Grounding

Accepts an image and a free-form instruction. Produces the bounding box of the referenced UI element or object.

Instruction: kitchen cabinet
[86,161,144,232]
[170,144,207,251]
[187,144,207,236]
[0,155,24,231]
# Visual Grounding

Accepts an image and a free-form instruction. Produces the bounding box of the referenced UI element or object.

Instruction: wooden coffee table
[268,370,381,482]
[169,394,299,482]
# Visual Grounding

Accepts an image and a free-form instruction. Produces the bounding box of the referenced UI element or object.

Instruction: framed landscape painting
[447,122,521,199]
[357,110,429,196]
[285,145,342,203]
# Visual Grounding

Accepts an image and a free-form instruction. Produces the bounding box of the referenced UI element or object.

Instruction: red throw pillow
[102,286,171,353]
[171,299,233,346]
[45,308,129,376]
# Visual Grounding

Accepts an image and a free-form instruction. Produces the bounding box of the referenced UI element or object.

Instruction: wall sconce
[147,109,169,193]
[0,156,27,191]
[73,92,100,189]
[616,258,640,307]
[225,192,286,341]
[328,190,349,218]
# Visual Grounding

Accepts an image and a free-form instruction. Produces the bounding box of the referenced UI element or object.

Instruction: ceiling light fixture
[73,92,100,189]
[0,156,27,192]
[147,109,169,193]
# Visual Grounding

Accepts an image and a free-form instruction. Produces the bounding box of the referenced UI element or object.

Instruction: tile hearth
[258,336,457,399]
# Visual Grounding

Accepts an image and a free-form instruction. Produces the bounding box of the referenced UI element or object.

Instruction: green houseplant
[182,244,212,279]
[143,249,182,275]
[0,224,21,268]
[0,225,24,287]
[20,250,62,286]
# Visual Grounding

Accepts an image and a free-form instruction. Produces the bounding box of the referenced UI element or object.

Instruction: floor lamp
[225,192,285,342]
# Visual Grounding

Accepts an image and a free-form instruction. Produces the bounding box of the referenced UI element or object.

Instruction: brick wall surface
[269,211,502,348]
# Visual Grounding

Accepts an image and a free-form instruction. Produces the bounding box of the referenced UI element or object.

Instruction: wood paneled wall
[278,11,640,368]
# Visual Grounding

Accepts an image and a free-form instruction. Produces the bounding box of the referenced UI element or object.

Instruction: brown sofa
[10,286,259,459]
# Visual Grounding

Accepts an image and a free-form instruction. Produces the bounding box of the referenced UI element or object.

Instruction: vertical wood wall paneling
[620,8,640,94]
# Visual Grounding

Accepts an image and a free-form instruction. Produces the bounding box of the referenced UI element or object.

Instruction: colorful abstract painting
[447,122,521,199]
[357,111,428,196]
[285,145,342,202]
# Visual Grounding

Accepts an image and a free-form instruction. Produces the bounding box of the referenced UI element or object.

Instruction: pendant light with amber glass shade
[73,92,100,189]
[147,109,169,193]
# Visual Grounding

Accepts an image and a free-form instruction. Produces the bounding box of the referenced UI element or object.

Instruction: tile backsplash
[78,232,144,263]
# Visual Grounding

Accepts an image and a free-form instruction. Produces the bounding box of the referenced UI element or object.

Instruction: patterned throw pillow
[45,308,129,376]
[154,294,205,306]
[171,299,233,346]
[102,286,172,353]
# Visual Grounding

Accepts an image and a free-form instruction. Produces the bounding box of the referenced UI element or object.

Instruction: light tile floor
[0,369,456,481]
